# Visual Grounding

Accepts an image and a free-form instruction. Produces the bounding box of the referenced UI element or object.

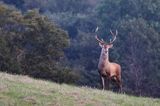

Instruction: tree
[0,3,78,84]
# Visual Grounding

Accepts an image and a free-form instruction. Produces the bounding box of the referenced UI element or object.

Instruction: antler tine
[110,29,118,36]
[109,29,118,44]
[116,30,118,35]
[101,38,104,42]
[110,35,117,44]
[95,35,105,44]
[95,26,99,32]
[95,26,105,44]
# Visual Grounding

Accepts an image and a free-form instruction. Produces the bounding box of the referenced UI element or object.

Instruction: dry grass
[0,72,160,106]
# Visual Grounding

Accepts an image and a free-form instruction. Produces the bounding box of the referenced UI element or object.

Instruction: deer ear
[99,42,103,47]
[108,44,113,48]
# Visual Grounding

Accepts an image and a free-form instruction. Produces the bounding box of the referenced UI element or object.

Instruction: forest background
[0,0,160,98]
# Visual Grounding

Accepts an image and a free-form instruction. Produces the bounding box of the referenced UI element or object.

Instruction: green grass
[0,72,160,106]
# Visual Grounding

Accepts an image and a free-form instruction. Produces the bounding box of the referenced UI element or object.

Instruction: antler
[109,29,118,44]
[95,27,99,32]
[95,35,105,44]
[95,27,118,45]
[95,26,105,44]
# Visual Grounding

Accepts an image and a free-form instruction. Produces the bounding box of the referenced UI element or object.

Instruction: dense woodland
[0,0,160,98]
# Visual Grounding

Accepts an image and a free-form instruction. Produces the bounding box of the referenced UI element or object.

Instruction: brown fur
[98,61,122,91]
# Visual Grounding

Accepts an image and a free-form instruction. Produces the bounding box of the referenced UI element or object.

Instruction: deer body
[98,49,121,78]
[95,29,122,91]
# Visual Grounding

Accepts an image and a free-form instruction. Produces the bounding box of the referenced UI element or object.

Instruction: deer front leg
[100,76,105,90]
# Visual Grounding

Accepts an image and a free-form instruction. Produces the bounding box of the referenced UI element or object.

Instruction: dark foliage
[0,3,78,84]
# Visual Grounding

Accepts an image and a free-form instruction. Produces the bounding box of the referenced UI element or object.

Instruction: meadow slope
[0,72,160,106]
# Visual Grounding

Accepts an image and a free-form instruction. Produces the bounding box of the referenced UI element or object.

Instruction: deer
[95,28,122,92]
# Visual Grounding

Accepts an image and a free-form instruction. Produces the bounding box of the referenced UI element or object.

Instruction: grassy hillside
[0,72,160,106]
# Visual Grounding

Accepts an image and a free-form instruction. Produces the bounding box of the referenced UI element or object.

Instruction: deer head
[95,29,118,55]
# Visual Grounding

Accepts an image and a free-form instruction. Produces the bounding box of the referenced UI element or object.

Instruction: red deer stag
[95,29,122,91]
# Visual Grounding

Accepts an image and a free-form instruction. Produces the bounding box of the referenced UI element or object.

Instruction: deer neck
[99,49,109,64]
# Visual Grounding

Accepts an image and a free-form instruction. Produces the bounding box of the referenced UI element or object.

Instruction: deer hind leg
[105,77,110,90]
[116,76,122,93]
[111,76,122,92]
[119,80,122,93]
